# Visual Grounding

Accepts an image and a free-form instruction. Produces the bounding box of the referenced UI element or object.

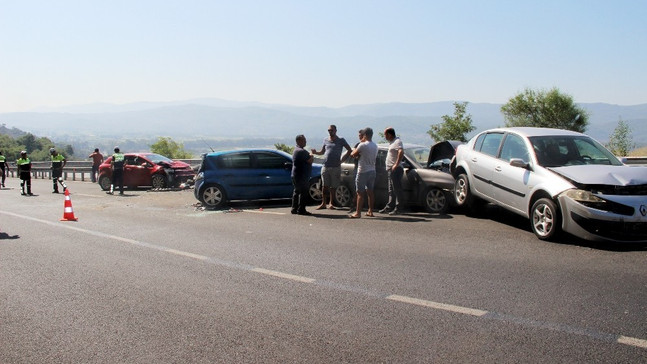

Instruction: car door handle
[495,166,502,172]
[471,157,478,162]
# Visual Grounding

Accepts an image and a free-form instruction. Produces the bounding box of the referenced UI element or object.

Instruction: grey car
[334,143,457,213]
[451,127,647,242]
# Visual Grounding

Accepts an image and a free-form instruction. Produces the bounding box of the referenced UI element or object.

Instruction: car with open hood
[335,142,457,213]
[451,127,647,243]
[194,149,323,208]
[98,153,195,191]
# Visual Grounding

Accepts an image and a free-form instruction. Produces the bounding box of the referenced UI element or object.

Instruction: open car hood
[427,140,462,167]
[551,165,647,187]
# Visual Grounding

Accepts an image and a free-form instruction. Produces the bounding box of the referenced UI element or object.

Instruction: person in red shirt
[88,148,104,183]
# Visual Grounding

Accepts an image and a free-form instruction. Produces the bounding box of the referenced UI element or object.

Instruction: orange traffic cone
[61,189,78,221]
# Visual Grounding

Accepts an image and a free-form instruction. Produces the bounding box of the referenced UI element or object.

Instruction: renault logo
[641,205,647,217]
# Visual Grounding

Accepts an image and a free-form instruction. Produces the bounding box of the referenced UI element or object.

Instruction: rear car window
[479,133,504,157]
[217,153,252,169]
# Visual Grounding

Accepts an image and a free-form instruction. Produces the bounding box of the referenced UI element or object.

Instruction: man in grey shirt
[311,124,352,209]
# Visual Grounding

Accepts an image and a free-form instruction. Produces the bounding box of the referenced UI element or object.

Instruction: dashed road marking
[1,209,645,350]
[251,268,315,283]
[387,294,488,317]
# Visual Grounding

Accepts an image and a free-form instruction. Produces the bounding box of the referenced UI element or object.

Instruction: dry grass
[629,146,647,156]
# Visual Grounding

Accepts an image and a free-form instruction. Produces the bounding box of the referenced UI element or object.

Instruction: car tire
[151,174,166,189]
[423,187,448,214]
[307,178,323,204]
[334,184,353,207]
[454,173,474,208]
[530,198,561,240]
[98,175,111,191]
[200,185,227,209]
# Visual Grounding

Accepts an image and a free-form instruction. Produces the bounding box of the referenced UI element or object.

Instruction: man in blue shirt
[311,125,352,210]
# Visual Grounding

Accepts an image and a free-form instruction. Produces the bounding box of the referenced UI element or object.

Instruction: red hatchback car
[98,153,195,191]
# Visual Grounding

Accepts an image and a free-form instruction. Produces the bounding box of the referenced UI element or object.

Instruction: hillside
[1,100,645,155]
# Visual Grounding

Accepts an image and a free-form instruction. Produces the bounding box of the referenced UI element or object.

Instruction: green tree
[0,134,21,160]
[427,102,475,142]
[150,137,193,159]
[607,118,635,156]
[274,143,294,154]
[16,133,39,154]
[501,87,588,132]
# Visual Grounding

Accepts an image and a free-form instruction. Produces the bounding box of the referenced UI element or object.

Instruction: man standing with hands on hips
[380,127,405,215]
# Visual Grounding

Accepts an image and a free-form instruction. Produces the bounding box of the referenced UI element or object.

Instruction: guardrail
[3,159,202,181]
[621,157,647,166]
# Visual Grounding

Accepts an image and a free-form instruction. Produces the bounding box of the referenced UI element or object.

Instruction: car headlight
[562,189,634,215]
[563,189,604,203]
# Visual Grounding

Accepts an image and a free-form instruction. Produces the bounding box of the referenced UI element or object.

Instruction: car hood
[165,160,192,169]
[427,141,462,167]
[551,165,647,188]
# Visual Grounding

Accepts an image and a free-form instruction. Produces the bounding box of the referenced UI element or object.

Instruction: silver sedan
[451,127,647,243]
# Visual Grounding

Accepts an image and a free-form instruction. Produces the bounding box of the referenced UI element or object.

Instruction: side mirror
[510,158,531,170]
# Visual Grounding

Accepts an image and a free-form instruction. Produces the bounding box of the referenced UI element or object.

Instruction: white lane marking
[1,209,646,350]
[165,248,209,261]
[251,268,315,283]
[387,294,489,317]
[244,209,285,215]
[73,193,103,198]
[618,335,647,349]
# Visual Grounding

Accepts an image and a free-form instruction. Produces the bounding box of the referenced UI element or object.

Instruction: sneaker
[297,210,312,216]
[378,207,391,213]
[388,209,401,215]
[290,209,298,214]
[52,190,59,194]
[106,191,113,195]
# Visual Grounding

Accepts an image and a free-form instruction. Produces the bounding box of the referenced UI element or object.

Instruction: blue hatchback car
[194,149,323,208]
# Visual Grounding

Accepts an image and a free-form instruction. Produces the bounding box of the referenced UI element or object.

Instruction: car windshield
[529,135,623,167]
[403,146,430,167]
[145,153,174,164]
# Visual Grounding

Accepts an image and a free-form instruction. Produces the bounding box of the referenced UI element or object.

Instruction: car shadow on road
[464,204,647,252]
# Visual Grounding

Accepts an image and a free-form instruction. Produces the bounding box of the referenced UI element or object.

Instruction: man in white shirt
[380,127,405,215]
[349,127,378,218]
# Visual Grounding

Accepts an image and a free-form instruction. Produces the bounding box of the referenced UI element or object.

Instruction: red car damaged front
[98,153,195,191]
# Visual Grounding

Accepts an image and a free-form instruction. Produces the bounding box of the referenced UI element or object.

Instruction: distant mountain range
[1,99,646,154]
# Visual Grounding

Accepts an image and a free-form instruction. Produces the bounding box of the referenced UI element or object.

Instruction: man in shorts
[349,127,378,218]
[311,124,352,210]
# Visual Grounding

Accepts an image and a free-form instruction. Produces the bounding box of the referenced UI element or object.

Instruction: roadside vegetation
[0,129,74,161]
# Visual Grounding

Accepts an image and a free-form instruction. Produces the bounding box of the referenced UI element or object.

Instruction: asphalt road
[1,178,646,363]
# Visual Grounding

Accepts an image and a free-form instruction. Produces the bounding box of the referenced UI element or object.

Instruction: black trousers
[112,168,124,193]
[291,177,309,213]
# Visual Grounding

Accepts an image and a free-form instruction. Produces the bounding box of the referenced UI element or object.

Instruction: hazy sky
[1,0,646,113]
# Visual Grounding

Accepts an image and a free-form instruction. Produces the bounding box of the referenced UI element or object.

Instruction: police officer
[0,150,10,188]
[107,146,125,195]
[16,151,33,196]
[50,148,67,193]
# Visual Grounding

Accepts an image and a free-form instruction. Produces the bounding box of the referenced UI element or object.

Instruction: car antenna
[201,139,215,152]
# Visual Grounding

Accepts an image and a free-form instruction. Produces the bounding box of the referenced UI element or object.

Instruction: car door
[123,155,152,187]
[373,149,389,204]
[491,133,534,215]
[251,151,294,199]
[468,132,504,200]
[213,152,255,200]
